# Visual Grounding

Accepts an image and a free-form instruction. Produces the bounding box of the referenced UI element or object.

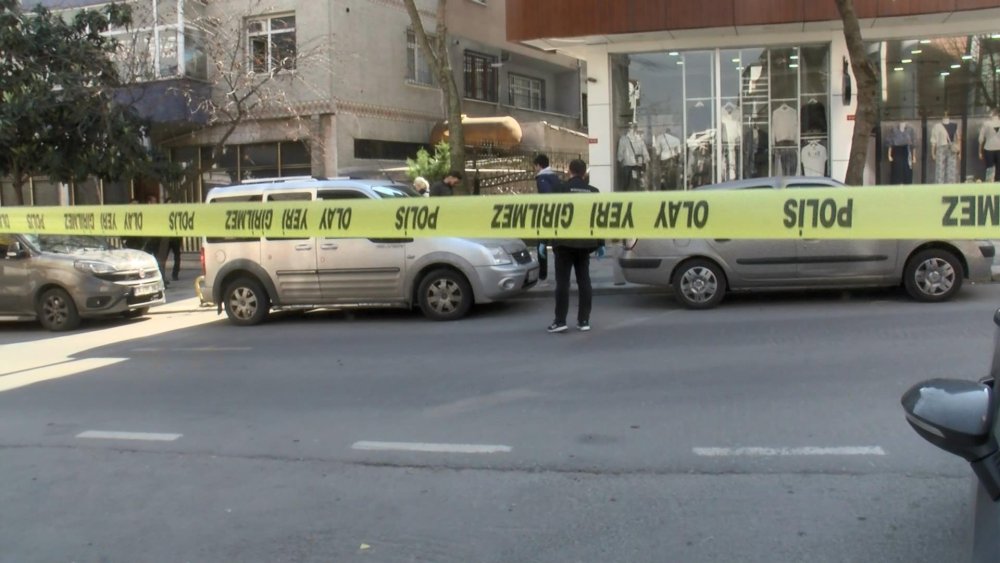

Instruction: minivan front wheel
[417,269,473,321]
[37,288,81,331]
[672,259,727,309]
[223,277,271,326]
[904,249,963,302]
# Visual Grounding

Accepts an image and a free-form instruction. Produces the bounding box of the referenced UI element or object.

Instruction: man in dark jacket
[547,159,601,333]
[533,154,560,280]
[430,170,463,197]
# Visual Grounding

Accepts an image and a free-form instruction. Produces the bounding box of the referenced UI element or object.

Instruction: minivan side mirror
[902,378,1000,499]
[5,241,28,259]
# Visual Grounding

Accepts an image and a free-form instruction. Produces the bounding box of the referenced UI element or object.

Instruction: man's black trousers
[553,246,593,325]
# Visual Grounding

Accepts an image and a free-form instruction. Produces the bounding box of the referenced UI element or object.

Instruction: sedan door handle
[320,243,339,250]
[295,244,313,251]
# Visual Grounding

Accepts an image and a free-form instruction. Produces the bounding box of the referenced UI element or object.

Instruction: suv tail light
[200,246,206,276]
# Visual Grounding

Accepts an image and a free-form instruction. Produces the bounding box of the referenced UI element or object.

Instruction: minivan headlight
[74,260,118,275]
[485,245,513,266]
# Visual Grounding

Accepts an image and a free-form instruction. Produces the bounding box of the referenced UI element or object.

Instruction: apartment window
[406,30,435,86]
[247,14,296,73]
[509,73,545,111]
[464,51,498,102]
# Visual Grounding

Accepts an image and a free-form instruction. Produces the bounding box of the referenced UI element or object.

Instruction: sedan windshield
[24,235,111,254]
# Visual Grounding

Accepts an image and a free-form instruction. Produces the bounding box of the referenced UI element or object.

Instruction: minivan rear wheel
[223,277,270,326]
[37,288,81,331]
[417,269,473,321]
[672,259,727,309]
[904,249,963,302]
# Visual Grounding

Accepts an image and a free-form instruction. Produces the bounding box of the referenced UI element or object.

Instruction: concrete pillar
[315,113,338,178]
[583,46,614,193]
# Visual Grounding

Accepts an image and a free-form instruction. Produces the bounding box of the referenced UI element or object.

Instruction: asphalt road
[2,283,998,562]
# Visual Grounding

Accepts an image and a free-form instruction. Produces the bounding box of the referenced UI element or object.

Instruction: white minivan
[203,178,539,325]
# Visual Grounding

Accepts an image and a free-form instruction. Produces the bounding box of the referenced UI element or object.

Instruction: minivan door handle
[295,244,313,251]
[320,243,339,250]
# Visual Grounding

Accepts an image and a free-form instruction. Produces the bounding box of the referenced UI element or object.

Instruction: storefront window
[870,33,1000,184]
[612,44,830,191]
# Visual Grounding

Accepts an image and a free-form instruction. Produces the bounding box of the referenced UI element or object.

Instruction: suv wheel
[37,288,81,331]
[223,277,271,326]
[672,259,727,309]
[417,269,473,321]
[904,249,963,302]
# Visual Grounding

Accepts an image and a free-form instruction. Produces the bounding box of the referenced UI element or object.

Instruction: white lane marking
[0,358,127,393]
[352,441,512,454]
[693,446,886,457]
[77,431,182,442]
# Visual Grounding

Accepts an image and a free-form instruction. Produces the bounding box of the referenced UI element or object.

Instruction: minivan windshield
[23,235,112,254]
[372,185,418,198]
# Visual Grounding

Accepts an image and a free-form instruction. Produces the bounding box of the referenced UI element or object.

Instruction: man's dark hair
[447,169,464,180]
[533,154,550,168]
[568,159,587,177]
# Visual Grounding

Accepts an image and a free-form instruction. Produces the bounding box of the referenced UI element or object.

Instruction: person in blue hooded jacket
[533,154,560,280]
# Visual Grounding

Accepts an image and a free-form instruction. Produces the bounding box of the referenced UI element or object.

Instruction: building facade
[507,0,1000,192]
[4,0,583,206]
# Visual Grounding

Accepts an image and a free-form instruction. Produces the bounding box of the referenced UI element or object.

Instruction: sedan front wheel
[672,259,727,309]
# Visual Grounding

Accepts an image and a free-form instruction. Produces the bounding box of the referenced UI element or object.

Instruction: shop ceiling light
[993,34,1000,39]
[941,71,951,76]
[669,52,679,56]
[789,64,799,68]
[901,59,913,63]
[951,64,961,68]
[920,39,932,44]
[732,58,740,62]
[963,55,973,60]
[893,67,904,72]
[790,55,799,60]
[911,49,923,54]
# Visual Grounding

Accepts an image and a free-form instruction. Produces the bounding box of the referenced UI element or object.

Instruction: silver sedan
[620,177,995,308]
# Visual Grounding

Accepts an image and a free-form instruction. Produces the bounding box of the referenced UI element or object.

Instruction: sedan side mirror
[902,378,1000,499]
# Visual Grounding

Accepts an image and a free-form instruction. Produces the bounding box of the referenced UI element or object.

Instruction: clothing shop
[513,5,1000,193]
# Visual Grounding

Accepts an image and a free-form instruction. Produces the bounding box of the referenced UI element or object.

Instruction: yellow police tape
[1,184,999,240]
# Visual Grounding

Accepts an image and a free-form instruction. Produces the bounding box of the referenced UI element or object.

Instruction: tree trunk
[12,164,25,206]
[403,0,467,193]
[836,0,878,186]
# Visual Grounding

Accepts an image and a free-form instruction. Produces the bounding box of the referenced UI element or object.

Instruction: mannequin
[654,127,682,190]
[979,109,1000,182]
[617,122,650,191]
[931,112,960,184]
[719,102,741,181]
[887,122,917,185]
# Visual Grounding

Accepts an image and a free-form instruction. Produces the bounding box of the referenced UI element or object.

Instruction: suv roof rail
[235,175,368,185]
[238,175,318,185]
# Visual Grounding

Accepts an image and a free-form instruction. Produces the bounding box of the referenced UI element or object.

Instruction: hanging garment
[772,105,798,144]
[617,132,650,167]
[773,146,798,177]
[979,122,1000,152]
[654,133,682,161]
[800,102,828,135]
[800,143,828,176]
[985,150,1000,182]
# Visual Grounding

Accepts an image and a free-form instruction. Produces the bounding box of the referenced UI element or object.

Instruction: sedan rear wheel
[904,249,963,302]
[672,259,727,309]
